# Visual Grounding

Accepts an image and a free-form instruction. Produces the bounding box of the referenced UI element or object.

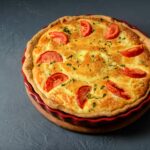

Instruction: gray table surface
[0,0,150,149]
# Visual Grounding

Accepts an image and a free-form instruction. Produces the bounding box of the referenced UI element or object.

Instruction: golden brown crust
[22,15,150,118]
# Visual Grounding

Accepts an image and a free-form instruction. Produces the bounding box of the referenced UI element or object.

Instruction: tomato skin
[120,45,144,57]
[104,23,120,39]
[80,20,92,37]
[50,32,68,44]
[44,73,68,92]
[77,85,91,109]
[105,80,130,100]
[120,67,146,78]
[36,51,63,64]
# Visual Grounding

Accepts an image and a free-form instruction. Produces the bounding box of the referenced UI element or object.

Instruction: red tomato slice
[120,67,146,78]
[44,73,68,92]
[36,51,63,64]
[120,45,144,57]
[105,80,130,100]
[104,23,120,39]
[77,85,91,109]
[80,20,92,37]
[50,32,68,44]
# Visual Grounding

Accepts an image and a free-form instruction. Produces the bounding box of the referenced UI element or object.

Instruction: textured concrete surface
[0,0,150,149]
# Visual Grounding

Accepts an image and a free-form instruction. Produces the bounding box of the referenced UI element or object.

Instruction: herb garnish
[67,55,73,59]
[63,27,71,34]
[94,84,97,91]
[66,63,72,66]
[102,93,107,97]
[87,93,107,99]
[50,61,56,65]
[72,78,76,82]
[120,64,125,67]
[103,76,109,79]
[37,64,41,67]
[73,67,76,70]
[61,83,66,86]
[100,85,105,89]
[105,41,112,47]
[61,78,75,87]
[92,102,96,108]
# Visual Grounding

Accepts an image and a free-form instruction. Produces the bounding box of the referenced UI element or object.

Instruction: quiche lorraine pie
[22,15,150,133]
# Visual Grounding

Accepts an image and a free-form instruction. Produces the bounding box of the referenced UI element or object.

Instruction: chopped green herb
[92,102,96,108]
[92,29,95,32]
[103,76,109,79]
[98,40,101,44]
[73,67,76,70]
[50,61,56,65]
[100,85,105,89]
[140,60,145,64]
[120,64,125,67]
[72,78,76,82]
[67,55,73,59]
[102,93,107,97]
[61,83,66,86]
[118,36,126,42]
[99,47,107,51]
[63,27,71,34]
[87,94,101,99]
[37,64,41,67]
[87,93,92,99]
[66,63,72,66]
[105,41,112,47]
[94,84,97,91]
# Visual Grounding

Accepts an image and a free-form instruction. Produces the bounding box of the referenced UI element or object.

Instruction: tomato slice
[76,85,91,109]
[105,80,130,100]
[80,20,92,37]
[120,45,144,57]
[50,32,68,44]
[36,51,63,64]
[104,23,120,39]
[120,67,146,78]
[44,73,68,92]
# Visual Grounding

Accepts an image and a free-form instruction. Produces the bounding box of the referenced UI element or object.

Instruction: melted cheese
[27,16,150,117]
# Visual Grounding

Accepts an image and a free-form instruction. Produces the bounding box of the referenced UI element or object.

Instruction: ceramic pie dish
[22,15,150,133]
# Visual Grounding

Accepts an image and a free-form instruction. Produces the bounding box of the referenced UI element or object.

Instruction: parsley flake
[63,27,71,34]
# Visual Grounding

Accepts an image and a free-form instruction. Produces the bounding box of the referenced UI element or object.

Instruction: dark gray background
[0,0,150,149]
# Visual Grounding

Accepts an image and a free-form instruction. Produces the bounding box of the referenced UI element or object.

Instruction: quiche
[22,15,150,131]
